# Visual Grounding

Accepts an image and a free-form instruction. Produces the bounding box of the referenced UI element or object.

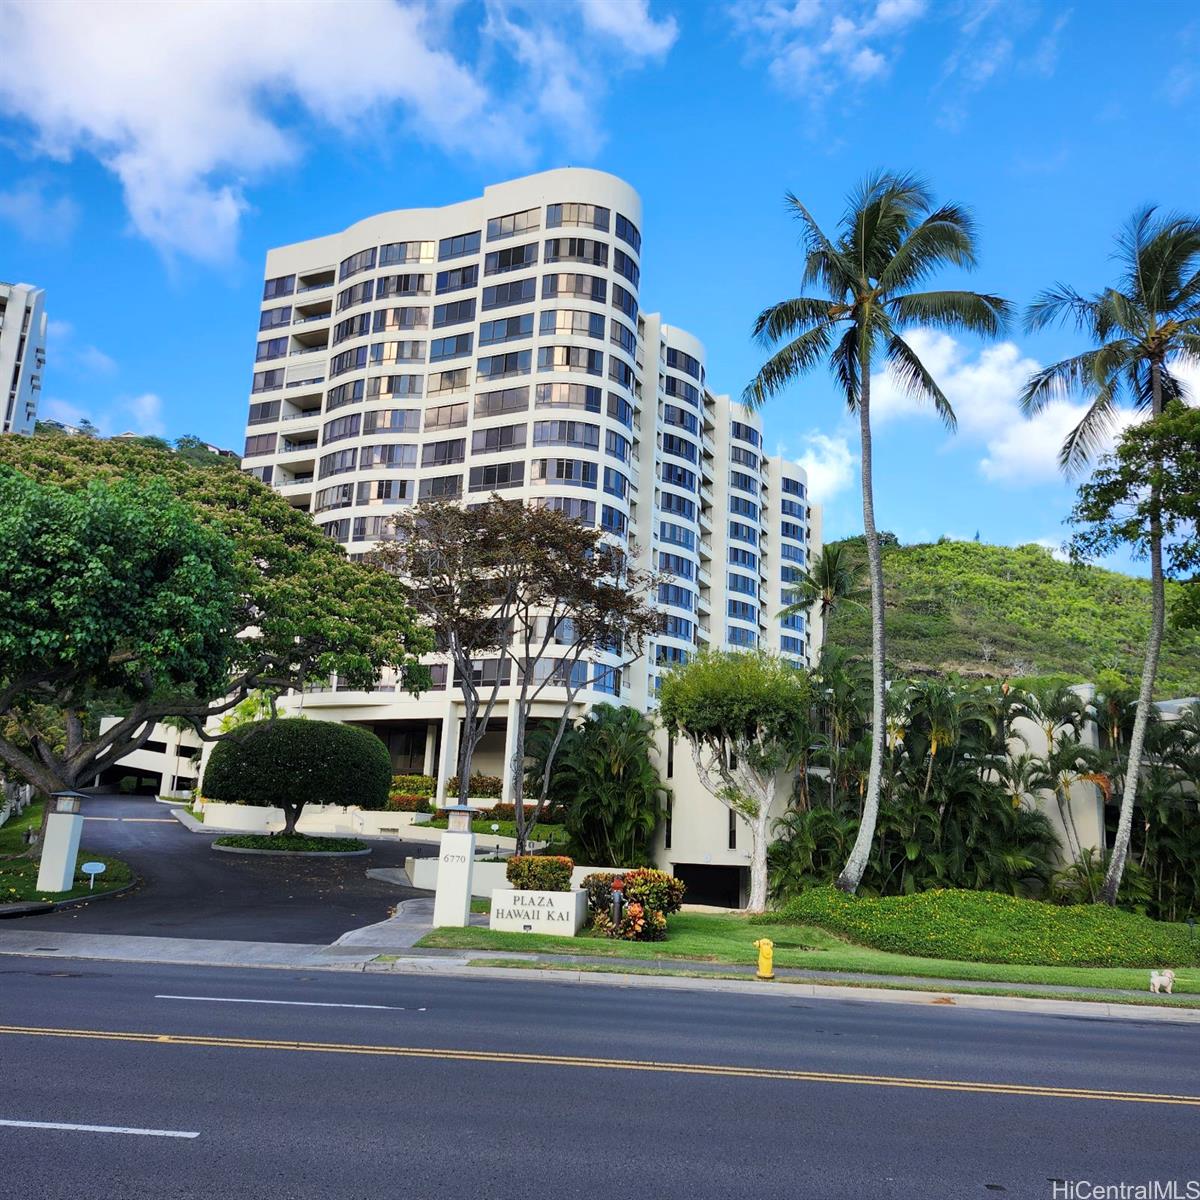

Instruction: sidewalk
[0,906,1197,1025]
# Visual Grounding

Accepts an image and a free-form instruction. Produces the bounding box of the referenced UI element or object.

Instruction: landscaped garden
[0,801,135,904]
[212,834,368,854]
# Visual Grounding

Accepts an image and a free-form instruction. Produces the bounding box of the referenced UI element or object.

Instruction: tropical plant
[1023,207,1200,904]
[779,542,867,652]
[745,171,1011,893]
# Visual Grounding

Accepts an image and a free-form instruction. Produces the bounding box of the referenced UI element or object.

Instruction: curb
[211,843,372,859]
[0,878,139,918]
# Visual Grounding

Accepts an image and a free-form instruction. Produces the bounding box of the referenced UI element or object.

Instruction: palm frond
[890,289,1011,337]
[1024,284,1099,334]
[1059,380,1120,473]
[750,296,841,346]
[742,323,834,409]
[885,333,956,430]
[1019,348,1103,415]
[876,203,978,292]
[783,191,855,297]
[829,325,862,412]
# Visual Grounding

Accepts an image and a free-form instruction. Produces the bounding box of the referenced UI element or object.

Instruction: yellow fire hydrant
[753,938,775,981]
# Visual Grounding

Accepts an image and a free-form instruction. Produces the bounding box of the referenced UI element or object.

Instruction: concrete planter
[197,802,430,838]
[489,888,588,936]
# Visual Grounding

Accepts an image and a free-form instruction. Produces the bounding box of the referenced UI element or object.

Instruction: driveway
[15,794,434,944]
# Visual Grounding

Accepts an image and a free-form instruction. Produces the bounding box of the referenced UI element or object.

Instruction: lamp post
[432,805,477,927]
[35,791,87,893]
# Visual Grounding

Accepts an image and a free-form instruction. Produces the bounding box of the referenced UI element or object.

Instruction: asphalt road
[2,957,1198,1200]
[13,794,431,943]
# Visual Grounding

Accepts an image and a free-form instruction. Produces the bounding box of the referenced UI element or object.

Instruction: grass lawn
[416,911,1200,996]
[1,802,135,903]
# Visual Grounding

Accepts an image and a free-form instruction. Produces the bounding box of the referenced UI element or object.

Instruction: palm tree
[1022,208,1200,905]
[745,172,1010,893]
[778,542,866,652]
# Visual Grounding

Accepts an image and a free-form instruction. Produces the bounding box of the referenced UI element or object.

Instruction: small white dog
[1149,969,1176,995]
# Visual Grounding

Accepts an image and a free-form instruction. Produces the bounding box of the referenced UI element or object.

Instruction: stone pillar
[432,806,476,928]
[36,795,84,893]
[422,721,438,778]
[500,698,521,804]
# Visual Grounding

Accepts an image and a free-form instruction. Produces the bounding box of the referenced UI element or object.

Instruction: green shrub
[203,719,392,832]
[448,773,503,799]
[772,886,1200,968]
[214,834,367,853]
[391,774,435,797]
[619,901,667,941]
[485,802,566,824]
[505,855,574,892]
[622,868,686,915]
[582,871,620,915]
[385,794,431,813]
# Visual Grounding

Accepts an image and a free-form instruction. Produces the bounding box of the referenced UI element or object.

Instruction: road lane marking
[0,1119,198,1139]
[0,1024,1196,1107]
[155,995,418,1011]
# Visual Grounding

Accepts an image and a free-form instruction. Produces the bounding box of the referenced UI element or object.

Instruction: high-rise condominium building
[0,281,47,435]
[239,169,821,900]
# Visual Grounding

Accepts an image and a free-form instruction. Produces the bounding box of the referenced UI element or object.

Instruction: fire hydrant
[753,938,775,981]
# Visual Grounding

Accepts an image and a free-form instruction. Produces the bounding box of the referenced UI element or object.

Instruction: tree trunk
[510,703,528,856]
[747,813,770,913]
[1102,363,1165,906]
[837,364,885,894]
[283,803,299,835]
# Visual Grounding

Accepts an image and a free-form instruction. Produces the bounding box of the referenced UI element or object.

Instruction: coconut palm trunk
[837,367,886,893]
[1103,362,1166,905]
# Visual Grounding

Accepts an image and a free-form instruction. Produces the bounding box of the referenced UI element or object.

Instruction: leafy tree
[527,705,665,867]
[779,542,866,653]
[1070,402,1200,902]
[744,172,1010,893]
[659,651,812,912]
[0,434,428,800]
[203,718,392,832]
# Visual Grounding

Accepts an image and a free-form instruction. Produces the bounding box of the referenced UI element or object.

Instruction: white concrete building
[235,168,821,903]
[0,281,46,435]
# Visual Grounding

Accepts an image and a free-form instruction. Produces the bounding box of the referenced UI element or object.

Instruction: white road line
[0,1119,199,1139]
[155,994,420,1011]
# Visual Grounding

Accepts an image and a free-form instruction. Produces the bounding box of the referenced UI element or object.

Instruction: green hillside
[825,539,1200,698]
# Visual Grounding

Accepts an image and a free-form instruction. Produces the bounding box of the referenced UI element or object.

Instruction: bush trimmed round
[203,719,392,812]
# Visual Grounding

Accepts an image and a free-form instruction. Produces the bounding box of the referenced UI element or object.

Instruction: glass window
[729,520,758,545]
[665,375,699,406]
[538,345,603,375]
[481,276,536,310]
[255,336,288,362]
[663,403,697,433]
[781,635,806,655]
[662,462,696,491]
[728,599,757,622]
[781,520,805,540]
[610,319,636,356]
[429,367,470,395]
[432,298,476,328]
[477,350,532,380]
[248,400,280,425]
[540,309,604,339]
[487,207,541,241]
[484,242,537,275]
[530,495,596,524]
[667,347,702,379]
[472,423,527,454]
[781,498,806,518]
[429,333,473,362]
[659,492,696,520]
[601,505,627,537]
[531,458,598,488]
[260,305,291,331]
[377,274,430,299]
[321,518,351,543]
[318,448,357,478]
[615,213,641,254]
[339,247,376,281]
[658,583,694,610]
[327,379,365,409]
[361,443,418,469]
[731,420,762,448]
[322,413,361,444]
[367,375,422,399]
[263,274,295,300]
[418,474,462,500]
[369,340,425,366]
[783,476,806,497]
[330,346,367,376]
[781,542,806,563]
[357,478,412,505]
[729,546,758,570]
[612,283,637,322]
[659,551,694,578]
[662,432,696,463]
[243,432,277,457]
[314,483,354,513]
[543,273,606,303]
[373,306,428,332]
[479,313,533,346]
[474,386,529,418]
[380,240,434,266]
[660,521,695,549]
[731,495,759,520]
[535,382,602,412]
[438,231,481,260]
[421,438,466,467]
[533,420,599,450]
[336,280,374,312]
[424,403,468,431]
[662,614,692,641]
[613,248,639,287]
[435,264,478,294]
[546,202,610,231]
[605,429,630,462]
[731,445,759,468]
[603,467,629,499]
[730,469,758,494]
[727,572,757,596]
[469,460,525,491]
[544,237,608,266]
[608,358,634,390]
[251,368,284,393]
[728,626,758,648]
[332,313,371,345]
[363,408,420,434]
[607,392,633,428]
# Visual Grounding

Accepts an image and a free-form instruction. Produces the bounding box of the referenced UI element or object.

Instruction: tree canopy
[0,434,429,794]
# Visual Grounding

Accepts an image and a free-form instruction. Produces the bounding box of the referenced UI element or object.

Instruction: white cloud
[729,0,926,100]
[791,430,857,503]
[0,175,79,242]
[868,327,1157,486]
[40,391,165,437]
[44,319,118,378]
[0,0,677,262]
[1030,537,1071,563]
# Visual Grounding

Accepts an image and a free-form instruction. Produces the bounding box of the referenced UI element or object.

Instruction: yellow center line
[1,1024,1196,1106]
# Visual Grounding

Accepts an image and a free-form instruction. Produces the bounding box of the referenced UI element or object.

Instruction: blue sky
[1,0,1196,570]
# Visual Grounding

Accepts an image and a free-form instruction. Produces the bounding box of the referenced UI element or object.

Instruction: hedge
[391,774,436,797]
[203,719,392,822]
[385,794,431,813]
[485,802,566,825]
[506,855,574,891]
[447,773,503,799]
[772,887,1200,968]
